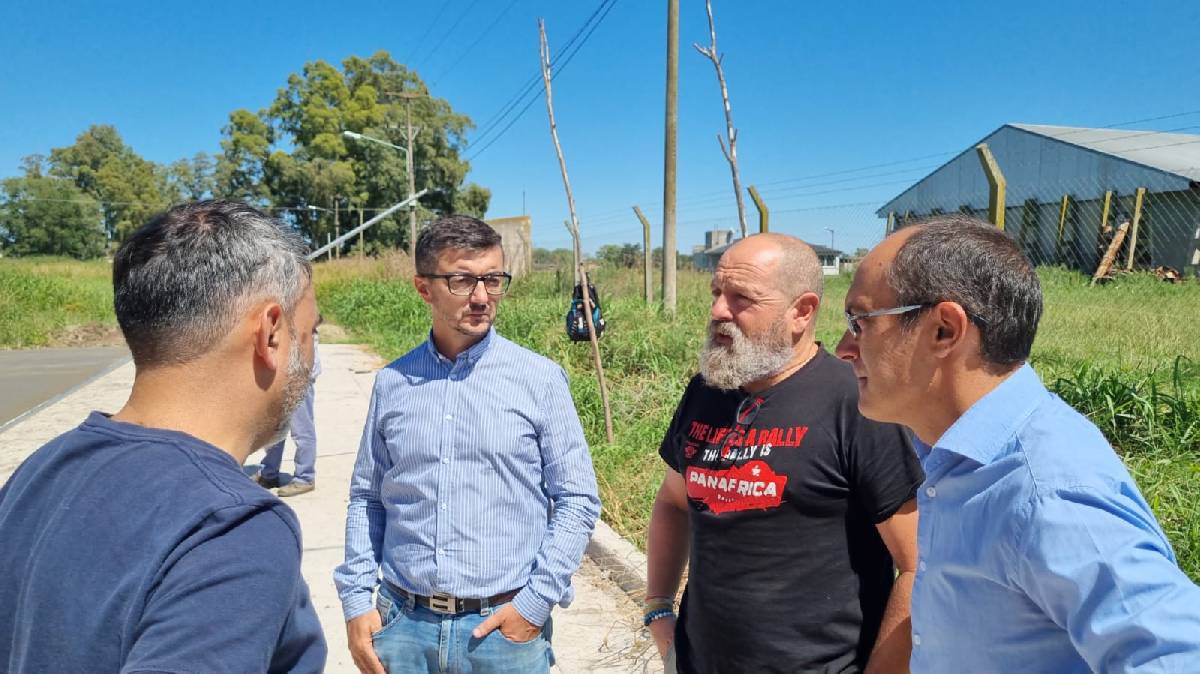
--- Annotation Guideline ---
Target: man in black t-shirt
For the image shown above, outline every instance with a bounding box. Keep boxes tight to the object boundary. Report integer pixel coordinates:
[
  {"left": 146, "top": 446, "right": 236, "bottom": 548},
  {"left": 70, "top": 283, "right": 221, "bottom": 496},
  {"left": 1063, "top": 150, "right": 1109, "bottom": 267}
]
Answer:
[{"left": 646, "top": 233, "right": 923, "bottom": 674}]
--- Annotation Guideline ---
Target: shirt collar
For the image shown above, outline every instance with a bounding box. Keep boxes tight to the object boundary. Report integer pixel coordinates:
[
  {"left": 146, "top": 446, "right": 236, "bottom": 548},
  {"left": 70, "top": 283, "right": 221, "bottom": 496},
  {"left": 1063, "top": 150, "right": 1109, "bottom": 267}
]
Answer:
[
  {"left": 423, "top": 327, "right": 496, "bottom": 365},
  {"left": 933, "top": 363, "right": 1047, "bottom": 465}
]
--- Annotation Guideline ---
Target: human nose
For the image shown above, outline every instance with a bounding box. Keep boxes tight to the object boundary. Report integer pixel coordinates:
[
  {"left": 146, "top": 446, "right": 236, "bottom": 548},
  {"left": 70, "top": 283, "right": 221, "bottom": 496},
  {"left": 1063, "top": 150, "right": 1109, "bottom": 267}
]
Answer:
[
  {"left": 834, "top": 329, "right": 858, "bottom": 363},
  {"left": 710, "top": 293, "right": 732, "bottom": 322},
  {"left": 469, "top": 279, "right": 490, "bottom": 304}
]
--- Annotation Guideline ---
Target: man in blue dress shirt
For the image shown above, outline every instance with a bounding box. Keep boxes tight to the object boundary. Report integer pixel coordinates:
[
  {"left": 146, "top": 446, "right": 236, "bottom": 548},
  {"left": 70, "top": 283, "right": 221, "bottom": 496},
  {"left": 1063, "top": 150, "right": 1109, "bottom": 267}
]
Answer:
[
  {"left": 837, "top": 214, "right": 1200, "bottom": 673},
  {"left": 334, "top": 215, "right": 601, "bottom": 674}
]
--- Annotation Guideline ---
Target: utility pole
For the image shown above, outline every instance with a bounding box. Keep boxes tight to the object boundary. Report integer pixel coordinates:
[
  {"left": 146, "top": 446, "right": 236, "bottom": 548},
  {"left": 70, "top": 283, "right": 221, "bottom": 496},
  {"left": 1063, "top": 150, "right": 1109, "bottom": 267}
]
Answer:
[
  {"left": 406, "top": 100, "right": 418, "bottom": 255},
  {"left": 333, "top": 198, "right": 340, "bottom": 259},
  {"left": 663, "top": 0, "right": 679, "bottom": 314}
]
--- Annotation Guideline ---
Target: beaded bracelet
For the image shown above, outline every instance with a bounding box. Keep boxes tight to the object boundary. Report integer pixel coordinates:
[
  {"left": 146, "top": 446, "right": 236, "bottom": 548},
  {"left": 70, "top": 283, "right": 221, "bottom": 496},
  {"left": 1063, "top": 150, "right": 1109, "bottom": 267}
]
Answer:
[{"left": 643, "top": 608, "right": 676, "bottom": 626}]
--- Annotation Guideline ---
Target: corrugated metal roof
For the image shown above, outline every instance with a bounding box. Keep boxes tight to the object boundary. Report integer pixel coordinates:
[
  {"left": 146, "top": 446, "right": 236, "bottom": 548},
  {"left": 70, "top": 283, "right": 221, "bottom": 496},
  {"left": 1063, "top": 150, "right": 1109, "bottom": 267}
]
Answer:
[{"left": 1011, "top": 124, "right": 1200, "bottom": 181}]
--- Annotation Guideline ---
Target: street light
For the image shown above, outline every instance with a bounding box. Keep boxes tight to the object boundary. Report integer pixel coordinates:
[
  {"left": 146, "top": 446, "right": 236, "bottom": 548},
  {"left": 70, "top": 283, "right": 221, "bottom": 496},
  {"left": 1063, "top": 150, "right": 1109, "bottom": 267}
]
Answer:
[
  {"left": 824, "top": 227, "right": 835, "bottom": 251},
  {"left": 343, "top": 129, "right": 419, "bottom": 254},
  {"left": 342, "top": 130, "right": 409, "bottom": 158}
]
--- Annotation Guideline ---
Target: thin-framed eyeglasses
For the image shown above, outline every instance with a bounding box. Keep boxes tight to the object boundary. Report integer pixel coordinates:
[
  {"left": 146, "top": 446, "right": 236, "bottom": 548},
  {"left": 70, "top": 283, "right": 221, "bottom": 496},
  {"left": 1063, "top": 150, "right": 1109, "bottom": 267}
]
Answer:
[
  {"left": 421, "top": 273, "right": 513, "bottom": 296},
  {"left": 716, "top": 395, "right": 764, "bottom": 469},
  {"left": 844, "top": 303, "right": 931, "bottom": 337}
]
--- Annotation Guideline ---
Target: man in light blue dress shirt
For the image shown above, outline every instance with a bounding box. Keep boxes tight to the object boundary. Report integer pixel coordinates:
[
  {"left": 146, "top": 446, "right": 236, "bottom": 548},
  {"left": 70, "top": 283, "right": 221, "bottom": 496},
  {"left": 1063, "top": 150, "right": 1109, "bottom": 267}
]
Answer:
[
  {"left": 334, "top": 215, "right": 601, "bottom": 674},
  {"left": 836, "top": 214, "right": 1200, "bottom": 673}
]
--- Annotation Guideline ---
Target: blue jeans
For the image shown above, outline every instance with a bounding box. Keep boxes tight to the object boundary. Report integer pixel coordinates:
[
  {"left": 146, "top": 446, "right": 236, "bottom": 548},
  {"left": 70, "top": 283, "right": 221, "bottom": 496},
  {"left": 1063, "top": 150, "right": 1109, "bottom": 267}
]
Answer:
[
  {"left": 260, "top": 383, "right": 316, "bottom": 483},
  {"left": 372, "top": 584, "right": 553, "bottom": 674}
]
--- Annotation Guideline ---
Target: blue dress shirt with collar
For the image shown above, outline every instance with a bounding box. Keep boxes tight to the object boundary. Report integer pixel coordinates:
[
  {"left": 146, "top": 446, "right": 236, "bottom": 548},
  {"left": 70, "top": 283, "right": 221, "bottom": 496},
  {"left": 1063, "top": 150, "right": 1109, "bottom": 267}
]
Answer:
[
  {"left": 334, "top": 328, "right": 601, "bottom": 627},
  {"left": 910, "top": 364, "right": 1200, "bottom": 673}
]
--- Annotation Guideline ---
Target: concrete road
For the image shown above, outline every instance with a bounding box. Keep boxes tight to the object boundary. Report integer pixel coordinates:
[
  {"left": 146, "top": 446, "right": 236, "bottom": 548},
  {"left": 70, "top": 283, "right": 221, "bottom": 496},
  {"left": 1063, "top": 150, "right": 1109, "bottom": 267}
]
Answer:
[
  {"left": 0, "top": 346, "right": 129, "bottom": 429},
  {"left": 0, "top": 343, "right": 661, "bottom": 673}
]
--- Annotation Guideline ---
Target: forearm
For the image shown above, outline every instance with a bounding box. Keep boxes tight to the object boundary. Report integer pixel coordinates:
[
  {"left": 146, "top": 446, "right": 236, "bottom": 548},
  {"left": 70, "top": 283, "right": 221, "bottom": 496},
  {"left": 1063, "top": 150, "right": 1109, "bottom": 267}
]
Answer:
[
  {"left": 646, "top": 494, "right": 690, "bottom": 601},
  {"left": 865, "top": 570, "right": 913, "bottom": 674},
  {"left": 334, "top": 498, "right": 387, "bottom": 620},
  {"left": 513, "top": 489, "right": 600, "bottom": 626}
]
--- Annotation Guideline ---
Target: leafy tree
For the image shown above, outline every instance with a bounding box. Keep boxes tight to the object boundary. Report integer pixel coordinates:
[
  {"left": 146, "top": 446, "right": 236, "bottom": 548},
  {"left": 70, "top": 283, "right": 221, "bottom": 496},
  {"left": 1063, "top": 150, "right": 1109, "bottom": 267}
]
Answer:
[
  {"left": 167, "top": 152, "right": 216, "bottom": 200},
  {"left": 597, "top": 243, "right": 642, "bottom": 268},
  {"left": 46, "top": 125, "right": 174, "bottom": 243},
  {"left": 217, "top": 50, "right": 489, "bottom": 250},
  {"left": 534, "top": 247, "right": 574, "bottom": 268},
  {"left": 0, "top": 176, "right": 105, "bottom": 258}
]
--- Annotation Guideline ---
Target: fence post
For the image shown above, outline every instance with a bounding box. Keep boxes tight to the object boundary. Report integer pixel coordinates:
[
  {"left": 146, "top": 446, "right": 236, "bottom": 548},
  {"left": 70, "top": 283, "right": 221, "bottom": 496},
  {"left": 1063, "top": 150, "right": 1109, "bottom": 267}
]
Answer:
[
  {"left": 975, "top": 143, "right": 1006, "bottom": 230},
  {"left": 886, "top": 211, "right": 895, "bottom": 236},
  {"left": 1056, "top": 195, "right": 1070, "bottom": 263},
  {"left": 747, "top": 185, "right": 768, "bottom": 233},
  {"left": 633, "top": 206, "right": 653, "bottom": 304},
  {"left": 1125, "top": 187, "right": 1146, "bottom": 271}
]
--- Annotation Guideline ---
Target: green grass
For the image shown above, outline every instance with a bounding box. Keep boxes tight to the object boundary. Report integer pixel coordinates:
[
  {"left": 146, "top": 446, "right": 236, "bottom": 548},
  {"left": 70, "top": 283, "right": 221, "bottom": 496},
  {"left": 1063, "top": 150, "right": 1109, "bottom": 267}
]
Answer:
[
  {"left": 0, "top": 257, "right": 115, "bottom": 348},
  {"left": 5, "top": 255, "right": 1195, "bottom": 579}
]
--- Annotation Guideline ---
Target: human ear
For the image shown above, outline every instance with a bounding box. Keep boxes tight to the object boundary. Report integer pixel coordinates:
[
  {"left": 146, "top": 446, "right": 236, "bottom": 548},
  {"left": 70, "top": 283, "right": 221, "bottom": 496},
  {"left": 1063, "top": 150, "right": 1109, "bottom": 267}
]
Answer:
[{"left": 930, "top": 301, "right": 971, "bottom": 359}]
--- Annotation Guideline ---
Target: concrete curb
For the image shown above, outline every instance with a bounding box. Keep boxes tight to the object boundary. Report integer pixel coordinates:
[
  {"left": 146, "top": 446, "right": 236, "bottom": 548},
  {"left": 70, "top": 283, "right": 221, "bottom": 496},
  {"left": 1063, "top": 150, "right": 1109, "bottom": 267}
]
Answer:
[{"left": 586, "top": 519, "right": 648, "bottom": 601}]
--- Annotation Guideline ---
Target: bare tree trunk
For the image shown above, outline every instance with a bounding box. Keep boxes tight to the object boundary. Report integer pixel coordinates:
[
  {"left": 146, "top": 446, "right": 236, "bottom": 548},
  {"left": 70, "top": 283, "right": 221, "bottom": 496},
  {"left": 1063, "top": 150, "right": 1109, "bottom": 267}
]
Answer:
[
  {"left": 694, "top": 0, "right": 747, "bottom": 238},
  {"left": 540, "top": 19, "right": 614, "bottom": 444}
]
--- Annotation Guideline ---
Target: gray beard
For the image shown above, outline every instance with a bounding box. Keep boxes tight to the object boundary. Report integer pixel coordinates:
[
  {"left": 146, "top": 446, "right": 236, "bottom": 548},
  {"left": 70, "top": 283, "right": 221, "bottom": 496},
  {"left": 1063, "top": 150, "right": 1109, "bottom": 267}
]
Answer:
[
  {"left": 266, "top": 326, "right": 313, "bottom": 446},
  {"left": 699, "top": 316, "right": 794, "bottom": 391}
]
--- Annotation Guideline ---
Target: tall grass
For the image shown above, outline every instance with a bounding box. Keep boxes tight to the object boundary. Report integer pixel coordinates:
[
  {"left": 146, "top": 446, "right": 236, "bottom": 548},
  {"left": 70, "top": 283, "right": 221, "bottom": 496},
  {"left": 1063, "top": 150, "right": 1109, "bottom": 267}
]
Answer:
[
  {"left": 314, "top": 258, "right": 1200, "bottom": 581},
  {"left": 0, "top": 257, "right": 114, "bottom": 348}
]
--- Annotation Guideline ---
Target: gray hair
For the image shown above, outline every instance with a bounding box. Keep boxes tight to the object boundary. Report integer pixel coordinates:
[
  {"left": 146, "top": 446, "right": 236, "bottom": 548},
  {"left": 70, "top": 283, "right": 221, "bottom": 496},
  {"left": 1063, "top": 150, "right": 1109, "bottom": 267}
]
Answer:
[
  {"left": 888, "top": 215, "right": 1042, "bottom": 368},
  {"left": 113, "top": 200, "right": 312, "bottom": 367}
]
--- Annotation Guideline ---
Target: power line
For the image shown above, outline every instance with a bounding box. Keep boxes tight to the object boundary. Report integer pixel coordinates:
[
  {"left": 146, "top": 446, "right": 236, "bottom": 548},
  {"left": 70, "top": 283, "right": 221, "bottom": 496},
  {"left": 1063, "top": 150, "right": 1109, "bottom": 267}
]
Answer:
[
  {"left": 420, "top": 0, "right": 487, "bottom": 74},
  {"left": 430, "top": 0, "right": 520, "bottom": 87},
  {"left": 403, "top": 2, "right": 455, "bottom": 67},
  {"left": 466, "top": 0, "right": 620, "bottom": 161}
]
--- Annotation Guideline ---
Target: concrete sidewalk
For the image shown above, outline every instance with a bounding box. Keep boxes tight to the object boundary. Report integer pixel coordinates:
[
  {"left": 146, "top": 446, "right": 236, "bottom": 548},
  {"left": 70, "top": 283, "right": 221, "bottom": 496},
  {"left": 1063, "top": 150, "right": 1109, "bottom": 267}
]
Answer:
[{"left": 0, "top": 343, "right": 661, "bottom": 673}]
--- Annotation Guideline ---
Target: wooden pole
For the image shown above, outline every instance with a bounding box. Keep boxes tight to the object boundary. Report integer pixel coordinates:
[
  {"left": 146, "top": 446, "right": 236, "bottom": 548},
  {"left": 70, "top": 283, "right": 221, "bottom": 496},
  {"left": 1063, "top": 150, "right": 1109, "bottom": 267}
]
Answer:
[
  {"left": 334, "top": 198, "right": 340, "bottom": 259},
  {"left": 747, "top": 185, "right": 768, "bottom": 233},
  {"left": 540, "top": 20, "right": 614, "bottom": 443},
  {"left": 564, "top": 220, "right": 580, "bottom": 285},
  {"left": 1092, "top": 221, "right": 1130, "bottom": 285},
  {"left": 1125, "top": 187, "right": 1146, "bottom": 271},
  {"left": 1057, "top": 195, "right": 1070, "bottom": 262},
  {"left": 662, "top": 0, "right": 678, "bottom": 315},
  {"left": 633, "top": 206, "right": 653, "bottom": 303},
  {"left": 975, "top": 143, "right": 1007, "bottom": 230},
  {"left": 694, "top": 0, "right": 747, "bottom": 238}
]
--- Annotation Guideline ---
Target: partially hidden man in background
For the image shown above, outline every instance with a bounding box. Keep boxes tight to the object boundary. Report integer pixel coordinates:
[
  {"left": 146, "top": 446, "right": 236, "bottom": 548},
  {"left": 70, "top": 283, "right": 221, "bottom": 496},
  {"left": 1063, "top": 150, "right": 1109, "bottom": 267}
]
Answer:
[
  {"left": 256, "top": 335, "right": 321, "bottom": 497},
  {"left": 838, "top": 215, "right": 1200, "bottom": 673},
  {"left": 335, "top": 215, "right": 601, "bottom": 674},
  {"left": 0, "top": 201, "right": 327, "bottom": 673},
  {"left": 646, "top": 233, "right": 923, "bottom": 674}
]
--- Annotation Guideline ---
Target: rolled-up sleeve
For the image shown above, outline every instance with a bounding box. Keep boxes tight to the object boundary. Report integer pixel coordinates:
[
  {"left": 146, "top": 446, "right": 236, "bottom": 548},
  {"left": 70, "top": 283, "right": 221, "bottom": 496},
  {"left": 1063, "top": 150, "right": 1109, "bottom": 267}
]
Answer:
[
  {"left": 333, "top": 376, "right": 392, "bottom": 621},
  {"left": 511, "top": 366, "right": 601, "bottom": 626}
]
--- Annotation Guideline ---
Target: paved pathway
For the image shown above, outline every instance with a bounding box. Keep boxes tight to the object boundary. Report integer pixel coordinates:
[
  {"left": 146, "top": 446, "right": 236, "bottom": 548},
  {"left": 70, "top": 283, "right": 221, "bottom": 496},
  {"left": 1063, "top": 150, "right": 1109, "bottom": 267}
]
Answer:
[
  {"left": 0, "top": 343, "right": 662, "bottom": 673},
  {"left": 0, "top": 346, "right": 128, "bottom": 428}
]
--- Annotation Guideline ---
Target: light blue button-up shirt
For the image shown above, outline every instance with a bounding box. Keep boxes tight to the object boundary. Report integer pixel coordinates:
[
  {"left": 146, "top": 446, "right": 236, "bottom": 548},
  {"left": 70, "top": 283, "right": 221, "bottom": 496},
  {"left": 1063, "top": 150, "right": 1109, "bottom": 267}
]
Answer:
[
  {"left": 910, "top": 364, "right": 1200, "bottom": 673},
  {"left": 334, "top": 329, "right": 600, "bottom": 626}
]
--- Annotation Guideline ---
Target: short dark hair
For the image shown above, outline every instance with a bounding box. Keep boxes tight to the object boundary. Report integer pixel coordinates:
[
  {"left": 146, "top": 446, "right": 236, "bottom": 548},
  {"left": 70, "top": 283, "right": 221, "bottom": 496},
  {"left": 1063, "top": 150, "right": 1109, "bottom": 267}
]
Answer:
[
  {"left": 415, "top": 215, "right": 502, "bottom": 275},
  {"left": 888, "top": 215, "right": 1042, "bottom": 368},
  {"left": 113, "top": 200, "right": 311, "bottom": 367}
]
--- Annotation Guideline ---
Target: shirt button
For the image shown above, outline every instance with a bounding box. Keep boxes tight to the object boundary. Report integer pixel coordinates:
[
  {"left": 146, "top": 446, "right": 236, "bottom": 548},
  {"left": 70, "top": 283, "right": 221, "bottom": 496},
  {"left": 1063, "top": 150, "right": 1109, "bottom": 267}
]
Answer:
[
  {"left": 440, "top": 503, "right": 447, "bottom": 510},
  {"left": 444, "top": 414, "right": 453, "bottom": 421},
  {"left": 925, "top": 486, "right": 937, "bottom": 498},
  {"left": 441, "top": 457, "right": 450, "bottom": 464},
  {"left": 913, "top": 634, "right": 922, "bottom": 647},
  {"left": 437, "top": 548, "right": 445, "bottom": 555},
  {"left": 919, "top": 561, "right": 927, "bottom": 572}
]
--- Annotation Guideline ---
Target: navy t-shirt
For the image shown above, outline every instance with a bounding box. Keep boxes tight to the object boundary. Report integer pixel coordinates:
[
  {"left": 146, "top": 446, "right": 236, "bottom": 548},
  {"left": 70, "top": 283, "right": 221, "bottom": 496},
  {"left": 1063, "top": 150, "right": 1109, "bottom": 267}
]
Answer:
[{"left": 0, "top": 412, "right": 327, "bottom": 673}]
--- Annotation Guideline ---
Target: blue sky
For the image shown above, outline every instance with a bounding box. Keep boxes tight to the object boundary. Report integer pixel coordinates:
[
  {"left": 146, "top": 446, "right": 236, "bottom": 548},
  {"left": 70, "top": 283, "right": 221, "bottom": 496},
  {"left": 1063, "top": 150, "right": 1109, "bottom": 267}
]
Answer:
[{"left": 1, "top": 0, "right": 1197, "bottom": 254}]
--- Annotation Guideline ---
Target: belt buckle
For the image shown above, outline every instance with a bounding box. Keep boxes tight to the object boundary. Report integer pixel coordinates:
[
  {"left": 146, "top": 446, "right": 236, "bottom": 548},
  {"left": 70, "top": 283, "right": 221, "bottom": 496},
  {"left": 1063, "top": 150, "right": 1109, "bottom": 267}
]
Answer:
[{"left": 428, "top": 592, "right": 456, "bottom": 614}]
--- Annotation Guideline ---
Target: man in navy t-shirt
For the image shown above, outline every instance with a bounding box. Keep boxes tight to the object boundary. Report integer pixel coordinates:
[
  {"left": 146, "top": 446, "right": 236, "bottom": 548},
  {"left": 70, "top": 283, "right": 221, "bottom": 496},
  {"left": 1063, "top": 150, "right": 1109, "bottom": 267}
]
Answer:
[{"left": 0, "top": 201, "right": 327, "bottom": 673}]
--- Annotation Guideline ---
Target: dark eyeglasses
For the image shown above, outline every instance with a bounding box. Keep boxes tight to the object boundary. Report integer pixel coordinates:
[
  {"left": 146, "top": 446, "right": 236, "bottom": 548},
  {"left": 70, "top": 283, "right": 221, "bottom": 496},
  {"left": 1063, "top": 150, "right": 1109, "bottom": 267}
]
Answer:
[
  {"left": 716, "top": 395, "right": 764, "bottom": 469},
  {"left": 421, "top": 273, "right": 512, "bottom": 296}
]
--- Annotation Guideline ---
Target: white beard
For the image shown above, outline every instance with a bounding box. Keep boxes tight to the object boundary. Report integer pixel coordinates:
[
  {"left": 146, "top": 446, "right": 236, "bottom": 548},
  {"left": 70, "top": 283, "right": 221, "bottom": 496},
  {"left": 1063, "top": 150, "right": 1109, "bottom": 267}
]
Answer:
[{"left": 699, "top": 315, "right": 793, "bottom": 391}]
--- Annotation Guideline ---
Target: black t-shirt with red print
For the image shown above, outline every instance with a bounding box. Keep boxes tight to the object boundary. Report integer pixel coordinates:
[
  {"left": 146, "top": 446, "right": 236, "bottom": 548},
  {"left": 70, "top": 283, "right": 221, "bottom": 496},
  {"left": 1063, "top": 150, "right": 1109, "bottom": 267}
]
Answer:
[{"left": 659, "top": 348, "right": 923, "bottom": 674}]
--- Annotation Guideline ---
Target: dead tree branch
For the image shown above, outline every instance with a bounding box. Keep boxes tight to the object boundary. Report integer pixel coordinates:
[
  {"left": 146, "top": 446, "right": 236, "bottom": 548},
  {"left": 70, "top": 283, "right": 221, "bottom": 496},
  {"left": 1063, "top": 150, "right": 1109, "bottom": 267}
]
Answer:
[
  {"left": 540, "top": 19, "right": 614, "bottom": 444},
  {"left": 693, "top": 0, "right": 747, "bottom": 238}
]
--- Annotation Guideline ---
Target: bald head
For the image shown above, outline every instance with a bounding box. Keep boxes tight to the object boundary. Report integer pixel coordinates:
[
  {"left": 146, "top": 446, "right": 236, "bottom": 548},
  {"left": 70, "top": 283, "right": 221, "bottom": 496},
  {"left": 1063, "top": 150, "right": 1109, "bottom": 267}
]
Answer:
[{"left": 719, "top": 233, "right": 824, "bottom": 300}]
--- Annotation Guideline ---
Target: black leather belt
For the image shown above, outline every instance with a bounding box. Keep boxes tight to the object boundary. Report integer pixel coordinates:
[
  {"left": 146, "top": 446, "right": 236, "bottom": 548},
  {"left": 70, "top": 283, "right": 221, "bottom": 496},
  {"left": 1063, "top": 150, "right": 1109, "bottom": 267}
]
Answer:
[{"left": 386, "top": 581, "right": 521, "bottom": 615}]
